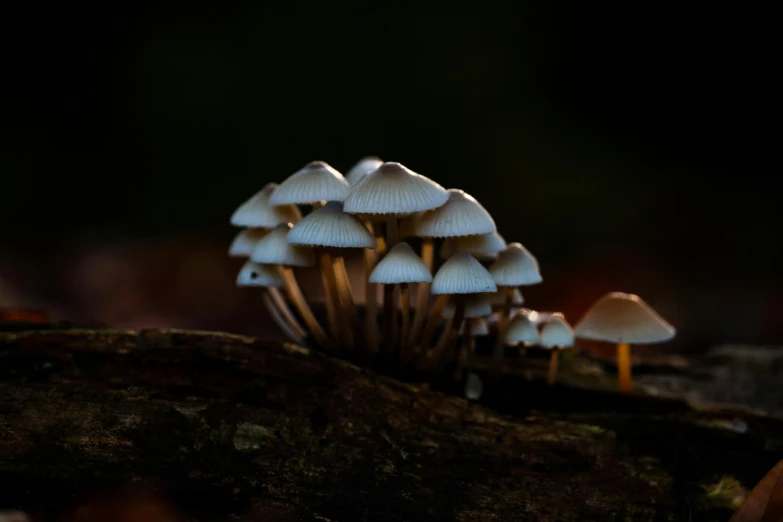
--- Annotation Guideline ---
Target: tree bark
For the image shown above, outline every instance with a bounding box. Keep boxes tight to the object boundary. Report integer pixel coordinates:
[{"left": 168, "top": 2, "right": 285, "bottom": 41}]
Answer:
[{"left": 0, "top": 327, "right": 780, "bottom": 521}]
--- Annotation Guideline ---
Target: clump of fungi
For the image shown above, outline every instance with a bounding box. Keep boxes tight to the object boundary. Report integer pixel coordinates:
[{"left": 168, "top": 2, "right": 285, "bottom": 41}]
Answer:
[{"left": 230, "top": 159, "right": 676, "bottom": 394}]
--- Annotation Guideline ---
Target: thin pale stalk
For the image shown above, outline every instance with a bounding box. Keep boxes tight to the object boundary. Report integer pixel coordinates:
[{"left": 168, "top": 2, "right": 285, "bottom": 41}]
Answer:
[
  {"left": 398, "top": 283, "right": 411, "bottom": 368},
  {"left": 262, "top": 291, "right": 305, "bottom": 345},
  {"left": 280, "top": 266, "right": 330, "bottom": 349},
  {"left": 409, "top": 238, "right": 433, "bottom": 345},
  {"left": 268, "top": 287, "right": 307, "bottom": 338},
  {"left": 490, "top": 287, "right": 515, "bottom": 372},
  {"left": 617, "top": 343, "right": 633, "bottom": 393},
  {"left": 418, "top": 294, "right": 449, "bottom": 356},
  {"left": 431, "top": 295, "right": 466, "bottom": 371},
  {"left": 332, "top": 255, "right": 369, "bottom": 356},
  {"left": 547, "top": 348, "right": 560, "bottom": 385},
  {"left": 319, "top": 251, "right": 350, "bottom": 348}
]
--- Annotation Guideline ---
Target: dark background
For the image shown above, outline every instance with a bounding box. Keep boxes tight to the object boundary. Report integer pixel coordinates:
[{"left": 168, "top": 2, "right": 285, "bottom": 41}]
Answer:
[{"left": 1, "top": 4, "right": 780, "bottom": 351}]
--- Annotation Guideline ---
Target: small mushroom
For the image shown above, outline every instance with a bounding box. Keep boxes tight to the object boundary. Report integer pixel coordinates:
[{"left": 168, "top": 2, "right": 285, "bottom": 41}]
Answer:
[
  {"left": 465, "top": 372, "right": 483, "bottom": 400},
  {"left": 419, "top": 252, "right": 496, "bottom": 371},
  {"left": 410, "top": 189, "right": 497, "bottom": 346},
  {"left": 236, "top": 260, "right": 304, "bottom": 345},
  {"left": 369, "top": 241, "right": 432, "bottom": 366},
  {"left": 288, "top": 201, "right": 376, "bottom": 354},
  {"left": 230, "top": 182, "right": 302, "bottom": 228},
  {"left": 574, "top": 292, "right": 675, "bottom": 394},
  {"left": 488, "top": 243, "right": 543, "bottom": 369},
  {"left": 250, "top": 223, "right": 330, "bottom": 348},
  {"left": 344, "top": 162, "right": 449, "bottom": 356},
  {"left": 539, "top": 315, "right": 574, "bottom": 386}
]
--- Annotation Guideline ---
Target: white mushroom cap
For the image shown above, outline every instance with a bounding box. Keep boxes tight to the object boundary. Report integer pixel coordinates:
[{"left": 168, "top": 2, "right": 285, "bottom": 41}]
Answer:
[
  {"left": 540, "top": 315, "right": 575, "bottom": 348},
  {"left": 230, "top": 183, "right": 302, "bottom": 228},
  {"left": 236, "top": 261, "right": 284, "bottom": 288},
  {"left": 574, "top": 292, "right": 676, "bottom": 344},
  {"left": 465, "top": 373, "right": 483, "bottom": 400},
  {"left": 268, "top": 161, "right": 350, "bottom": 205},
  {"left": 440, "top": 232, "right": 507, "bottom": 261},
  {"left": 442, "top": 294, "right": 492, "bottom": 319},
  {"left": 343, "top": 162, "right": 449, "bottom": 216},
  {"left": 488, "top": 243, "right": 542, "bottom": 286},
  {"left": 415, "top": 189, "right": 496, "bottom": 238},
  {"left": 486, "top": 288, "right": 524, "bottom": 307},
  {"left": 369, "top": 242, "right": 432, "bottom": 284},
  {"left": 459, "top": 318, "right": 490, "bottom": 336},
  {"left": 346, "top": 156, "right": 383, "bottom": 186},
  {"left": 431, "top": 252, "right": 497, "bottom": 295},
  {"left": 287, "top": 201, "right": 376, "bottom": 249},
  {"left": 505, "top": 311, "right": 540, "bottom": 345},
  {"left": 229, "top": 228, "right": 267, "bottom": 258},
  {"left": 250, "top": 223, "right": 316, "bottom": 267}
]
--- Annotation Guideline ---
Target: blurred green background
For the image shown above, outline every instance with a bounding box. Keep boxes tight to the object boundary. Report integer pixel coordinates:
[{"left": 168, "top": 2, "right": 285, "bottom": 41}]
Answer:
[{"left": 1, "top": 3, "right": 780, "bottom": 350}]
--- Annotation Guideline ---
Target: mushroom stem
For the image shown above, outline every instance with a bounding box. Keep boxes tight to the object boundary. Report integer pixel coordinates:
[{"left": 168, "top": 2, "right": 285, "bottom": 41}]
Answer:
[
  {"left": 332, "top": 255, "right": 369, "bottom": 357},
  {"left": 409, "top": 238, "right": 434, "bottom": 345},
  {"left": 363, "top": 221, "right": 379, "bottom": 352},
  {"left": 617, "top": 342, "right": 633, "bottom": 393},
  {"left": 382, "top": 217, "right": 399, "bottom": 360},
  {"left": 433, "top": 295, "right": 466, "bottom": 370},
  {"left": 280, "top": 266, "right": 330, "bottom": 349},
  {"left": 418, "top": 294, "right": 449, "bottom": 356},
  {"left": 318, "top": 252, "right": 346, "bottom": 342},
  {"left": 490, "top": 287, "right": 515, "bottom": 372},
  {"left": 262, "top": 291, "right": 305, "bottom": 345},
  {"left": 547, "top": 348, "right": 560, "bottom": 385},
  {"left": 453, "top": 326, "right": 476, "bottom": 381},
  {"left": 267, "top": 287, "right": 307, "bottom": 339},
  {"left": 398, "top": 283, "right": 411, "bottom": 368}
]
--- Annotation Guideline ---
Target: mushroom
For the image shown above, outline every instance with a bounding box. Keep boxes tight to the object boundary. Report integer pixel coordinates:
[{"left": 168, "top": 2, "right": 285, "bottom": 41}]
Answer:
[
  {"left": 345, "top": 156, "right": 383, "bottom": 187},
  {"left": 504, "top": 310, "right": 540, "bottom": 348},
  {"left": 236, "top": 260, "right": 305, "bottom": 345},
  {"left": 465, "top": 372, "right": 483, "bottom": 400},
  {"left": 410, "top": 189, "right": 497, "bottom": 346},
  {"left": 488, "top": 243, "right": 542, "bottom": 369},
  {"left": 439, "top": 231, "right": 507, "bottom": 263},
  {"left": 250, "top": 223, "right": 330, "bottom": 348},
  {"left": 230, "top": 182, "right": 302, "bottom": 228},
  {"left": 539, "top": 314, "right": 574, "bottom": 386},
  {"left": 419, "top": 252, "right": 496, "bottom": 371},
  {"left": 228, "top": 228, "right": 267, "bottom": 258},
  {"left": 287, "top": 201, "right": 376, "bottom": 354},
  {"left": 369, "top": 241, "right": 432, "bottom": 366},
  {"left": 268, "top": 161, "right": 351, "bottom": 341},
  {"left": 343, "top": 162, "right": 449, "bottom": 356},
  {"left": 574, "top": 292, "right": 675, "bottom": 393}
]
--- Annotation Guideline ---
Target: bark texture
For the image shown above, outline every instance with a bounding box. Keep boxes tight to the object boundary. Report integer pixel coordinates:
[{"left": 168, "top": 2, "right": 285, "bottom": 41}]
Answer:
[{"left": 0, "top": 326, "right": 781, "bottom": 521}]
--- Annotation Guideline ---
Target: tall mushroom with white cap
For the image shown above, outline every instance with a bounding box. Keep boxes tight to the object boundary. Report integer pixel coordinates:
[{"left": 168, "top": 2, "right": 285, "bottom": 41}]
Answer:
[
  {"left": 539, "top": 315, "right": 574, "bottom": 385},
  {"left": 369, "top": 241, "right": 432, "bottom": 365},
  {"left": 250, "top": 223, "right": 330, "bottom": 348},
  {"left": 488, "top": 242, "right": 543, "bottom": 369},
  {"left": 231, "top": 182, "right": 302, "bottom": 228},
  {"left": 410, "top": 189, "right": 497, "bottom": 346},
  {"left": 288, "top": 201, "right": 376, "bottom": 354},
  {"left": 418, "top": 252, "right": 496, "bottom": 370},
  {"left": 345, "top": 156, "right": 383, "bottom": 187},
  {"left": 574, "top": 292, "right": 675, "bottom": 394},
  {"left": 236, "top": 260, "right": 305, "bottom": 345},
  {"left": 268, "top": 161, "right": 351, "bottom": 341},
  {"left": 343, "top": 162, "right": 449, "bottom": 356}
]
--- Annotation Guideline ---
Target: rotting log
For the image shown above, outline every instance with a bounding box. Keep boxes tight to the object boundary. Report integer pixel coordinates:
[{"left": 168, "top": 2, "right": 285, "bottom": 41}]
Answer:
[{"left": 0, "top": 327, "right": 781, "bottom": 521}]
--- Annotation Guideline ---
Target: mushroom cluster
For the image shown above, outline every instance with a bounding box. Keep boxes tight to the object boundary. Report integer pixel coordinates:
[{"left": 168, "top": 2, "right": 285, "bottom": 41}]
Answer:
[{"left": 230, "top": 159, "right": 676, "bottom": 392}]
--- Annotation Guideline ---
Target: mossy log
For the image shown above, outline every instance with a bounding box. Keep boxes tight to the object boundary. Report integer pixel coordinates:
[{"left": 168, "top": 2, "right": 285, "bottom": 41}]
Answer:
[{"left": 0, "top": 327, "right": 781, "bottom": 521}]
